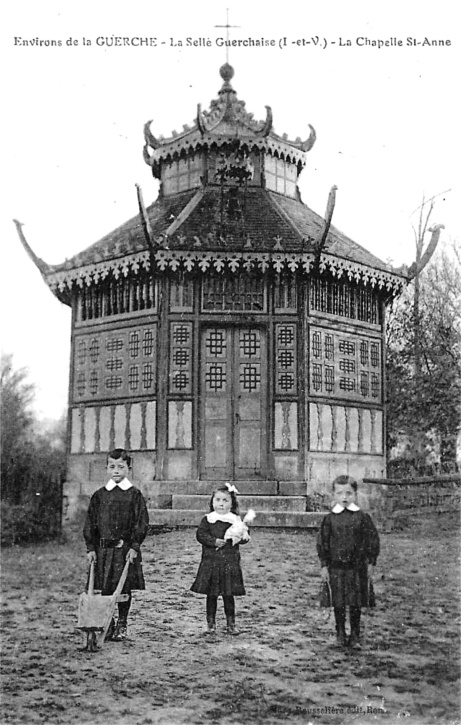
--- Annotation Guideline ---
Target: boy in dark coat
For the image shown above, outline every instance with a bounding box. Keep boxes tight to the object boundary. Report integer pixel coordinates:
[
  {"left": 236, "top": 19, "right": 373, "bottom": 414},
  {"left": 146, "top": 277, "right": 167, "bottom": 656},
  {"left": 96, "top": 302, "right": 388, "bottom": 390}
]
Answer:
[
  {"left": 317, "top": 475, "right": 380, "bottom": 649},
  {"left": 83, "top": 448, "right": 149, "bottom": 641}
]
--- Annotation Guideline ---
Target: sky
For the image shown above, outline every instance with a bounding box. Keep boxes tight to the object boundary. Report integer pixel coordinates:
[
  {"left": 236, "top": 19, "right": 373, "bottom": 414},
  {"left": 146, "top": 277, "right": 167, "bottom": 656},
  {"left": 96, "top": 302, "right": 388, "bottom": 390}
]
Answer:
[{"left": 1, "top": 0, "right": 459, "bottom": 420}]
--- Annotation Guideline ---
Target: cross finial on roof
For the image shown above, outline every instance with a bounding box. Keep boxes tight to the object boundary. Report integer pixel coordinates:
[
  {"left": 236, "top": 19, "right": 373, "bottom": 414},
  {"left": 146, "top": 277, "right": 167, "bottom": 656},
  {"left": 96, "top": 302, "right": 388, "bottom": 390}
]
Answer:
[{"left": 215, "top": 8, "right": 240, "bottom": 63}]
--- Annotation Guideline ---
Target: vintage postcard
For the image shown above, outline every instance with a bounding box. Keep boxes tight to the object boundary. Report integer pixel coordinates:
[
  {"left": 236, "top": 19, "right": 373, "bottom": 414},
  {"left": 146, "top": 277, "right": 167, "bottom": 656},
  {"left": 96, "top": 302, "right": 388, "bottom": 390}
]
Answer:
[{"left": 1, "top": 1, "right": 459, "bottom": 723}]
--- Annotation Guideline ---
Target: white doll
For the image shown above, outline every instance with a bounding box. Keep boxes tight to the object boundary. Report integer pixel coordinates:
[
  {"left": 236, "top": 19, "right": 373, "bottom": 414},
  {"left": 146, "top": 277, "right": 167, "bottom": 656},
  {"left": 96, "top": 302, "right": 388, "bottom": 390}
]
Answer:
[{"left": 224, "top": 509, "right": 256, "bottom": 546}]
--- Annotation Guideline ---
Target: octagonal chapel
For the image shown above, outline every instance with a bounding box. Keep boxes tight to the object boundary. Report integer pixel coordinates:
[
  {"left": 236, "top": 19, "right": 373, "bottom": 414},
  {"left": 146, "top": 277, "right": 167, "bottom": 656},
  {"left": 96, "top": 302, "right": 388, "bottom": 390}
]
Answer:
[{"left": 22, "top": 65, "right": 406, "bottom": 524}]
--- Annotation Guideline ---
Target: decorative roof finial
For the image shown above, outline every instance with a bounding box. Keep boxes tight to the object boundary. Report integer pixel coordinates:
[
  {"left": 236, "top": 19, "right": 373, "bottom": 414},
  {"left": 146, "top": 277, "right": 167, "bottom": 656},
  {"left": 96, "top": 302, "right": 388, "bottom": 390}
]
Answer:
[{"left": 220, "top": 62, "right": 234, "bottom": 83}]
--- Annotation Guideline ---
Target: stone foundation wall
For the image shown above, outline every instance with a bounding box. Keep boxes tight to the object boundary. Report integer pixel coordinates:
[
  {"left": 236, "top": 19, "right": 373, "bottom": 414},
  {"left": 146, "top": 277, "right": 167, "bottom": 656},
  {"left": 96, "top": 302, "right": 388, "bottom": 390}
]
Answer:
[
  {"left": 363, "top": 474, "right": 461, "bottom": 528},
  {"left": 305, "top": 452, "right": 386, "bottom": 514}
]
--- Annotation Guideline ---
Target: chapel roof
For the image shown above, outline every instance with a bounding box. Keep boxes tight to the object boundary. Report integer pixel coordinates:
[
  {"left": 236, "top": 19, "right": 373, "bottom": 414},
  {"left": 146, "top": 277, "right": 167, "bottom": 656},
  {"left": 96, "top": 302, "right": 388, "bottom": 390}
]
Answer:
[
  {"left": 143, "top": 63, "right": 316, "bottom": 177},
  {"left": 43, "top": 186, "right": 404, "bottom": 295},
  {"left": 18, "top": 64, "right": 406, "bottom": 298}
]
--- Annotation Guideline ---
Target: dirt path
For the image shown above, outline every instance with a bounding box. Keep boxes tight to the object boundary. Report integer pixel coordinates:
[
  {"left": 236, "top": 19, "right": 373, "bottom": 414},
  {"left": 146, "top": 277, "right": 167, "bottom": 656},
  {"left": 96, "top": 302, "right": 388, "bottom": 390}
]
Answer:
[{"left": 1, "top": 513, "right": 460, "bottom": 725}]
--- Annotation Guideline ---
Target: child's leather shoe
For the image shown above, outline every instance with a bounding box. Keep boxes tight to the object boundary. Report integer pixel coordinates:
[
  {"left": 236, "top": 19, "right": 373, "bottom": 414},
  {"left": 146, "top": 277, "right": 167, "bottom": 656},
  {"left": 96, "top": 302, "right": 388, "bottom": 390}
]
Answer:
[
  {"left": 205, "top": 616, "right": 216, "bottom": 636},
  {"left": 112, "top": 622, "right": 127, "bottom": 641},
  {"left": 226, "top": 617, "right": 240, "bottom": 636},
  {"left": 348, "top": 632, "right": 362, "bottom": 649}
]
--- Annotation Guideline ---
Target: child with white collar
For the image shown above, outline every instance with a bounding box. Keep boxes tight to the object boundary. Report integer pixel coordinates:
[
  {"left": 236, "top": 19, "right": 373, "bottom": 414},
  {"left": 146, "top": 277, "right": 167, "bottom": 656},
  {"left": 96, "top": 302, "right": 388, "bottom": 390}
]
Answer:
[
  {"left": 83, "top": 448, "right": 149, "bottom": 642},
  {"left": 191, "top": 483, "right": 251, "bottom": 636},
  {"left": 317, "top": 475, "right": 380, "bottom": 649}
]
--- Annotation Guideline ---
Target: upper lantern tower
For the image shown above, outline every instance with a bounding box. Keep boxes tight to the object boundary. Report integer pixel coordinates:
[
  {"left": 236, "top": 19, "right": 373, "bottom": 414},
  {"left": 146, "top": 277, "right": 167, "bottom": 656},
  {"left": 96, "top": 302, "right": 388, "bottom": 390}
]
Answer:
[{"left": 142, "top": 64, "right": 316, "bottom": 199}]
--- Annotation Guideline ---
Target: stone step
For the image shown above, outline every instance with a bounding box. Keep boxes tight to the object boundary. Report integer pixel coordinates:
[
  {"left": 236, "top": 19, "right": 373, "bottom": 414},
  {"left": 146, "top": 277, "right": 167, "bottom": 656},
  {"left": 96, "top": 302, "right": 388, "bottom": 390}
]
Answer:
[
  {"left": 171, "top": 494, "right": 307, "bottom": 513},
  {"left": 148, "top": 509, "right": 325, "bottom": 529},
  {"left": 148, "top": 480, "right": 307, "bottom": 496}
]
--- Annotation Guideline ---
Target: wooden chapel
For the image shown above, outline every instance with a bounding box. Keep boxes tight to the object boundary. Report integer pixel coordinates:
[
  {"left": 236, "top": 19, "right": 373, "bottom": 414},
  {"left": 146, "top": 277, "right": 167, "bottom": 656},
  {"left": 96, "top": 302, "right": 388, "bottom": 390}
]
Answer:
[{"left": 19, "top": 64, "right": 408, "bottom": 525}]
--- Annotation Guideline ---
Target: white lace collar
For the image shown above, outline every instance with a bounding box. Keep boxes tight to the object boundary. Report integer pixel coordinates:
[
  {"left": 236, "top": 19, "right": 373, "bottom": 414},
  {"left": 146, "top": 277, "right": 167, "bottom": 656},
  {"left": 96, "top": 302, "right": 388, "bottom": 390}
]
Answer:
[
  {"left": 105, "top": 478, "right": 133, "bottom": 491},
  {"left": 331, "top": 502, "right": 360, "bottom": 514},
  {"left": 206, "top": 512, "right": 240, "bottom": 524}
]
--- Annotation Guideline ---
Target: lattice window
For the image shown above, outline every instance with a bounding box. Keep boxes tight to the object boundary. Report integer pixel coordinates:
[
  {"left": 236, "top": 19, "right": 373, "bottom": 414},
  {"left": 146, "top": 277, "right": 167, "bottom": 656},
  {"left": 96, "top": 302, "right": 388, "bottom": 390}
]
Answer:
[
  {"left": 206, "top": 363, "right": 227, "bottom": 392},
  {"left": 142, "top": 330, "right": 154, "bottom": 356},
  {"left": 312, "top": 331, "right": 322, "bottom": 358},
  {"left": 142, "top": 364, "right": 154, "bottom": 390},
  {"left": 371, "top": 373, "right": 380, "bottom": 398},
  {"left": 240, "top": 330, "right": 260, "bottom": 358},
  {"left": 310, "top": 277, "right": 379, "bottom": 324},
  {"left": 309, "top": 326, "right": 381, "bottom": 403},
  {"left": 105, "top": 376, "right": 123, "bottom": 390},
  {"left": 83, "top": 286, "right": 94, "bottom": 321},
  {"left": 162, "top": 155, "right": 201, "bottom": 195},
  {"left": 339, "top": 340, "right": 355, "bottom": 356},
  {"left": 274, "top": 275, "right": 297, "bottom": 311},
  {"left": 89, "top": 339, "right": 100, "bottom": 364},
  {"left": 325, "top": 334, "right": 334, "bottom": 361},
  {"left": 128, "top": 365, "right": 139, "bottom": 391},
  {"left": 240, "top": 364, "right": 261, "bottom": 392},
  {"left": 172, "top": 371, "right": 189, "bottom": 391},
  {"left": 131, "top": 277, "right": 155, "bottom": 312},
  {"left": 76, "top": 372, "right": 85, "bottom": 396},
  {"left": 170, "top": 322, "right": 193, "bottom": 395},
  {"left": 325, "top": 366, "right": 334, "bottom": 392},
  {"left": 129, "top": 332, "right": 140, "bottom": 358},
  {"left": 360, "top": 371, "right": 369, "bottom": 397},
  {"left": 77, "top": 275, "right": 157, "bottom": 322},
  {"left": 170, "top": 279, "right": 194, "bottom": 311},
  {"left": 106, "top": 278, "right": 130, "bottom": 316},
  {"left": 89, "top": 370, "right": 99, "bottom": 395},
  {"left": 340, "top": 378, "right": 356, "bottom": 392},
  {"left": 264, "top": 155, "right": 297, "bottom": 198},
  {"left": 106, "top": 338, "right": 124, "bottom": 353},
  {"left": 202, "top": 275, "right": 266, "bottom": 313},
  {"left": 338, "top": 284, "right": 352, "bottom": 318},
  {"left": 278, "top": 372, "right": 295, "bottom": 393},
  {"left": 205, "top": 328, "right": 226, "bottom": 356},
  {"left": 275, "top": 324, "right": 297, "bottom": 396},
  {"left": 77, "top": 340, "right": 87, "bottom": 365},
  {"left": 339, "top": 359, "right": 356, "bottom": 374},
  {"left": 173, "top": 325, "right": 191, "bottom": 345},
  {"left": 278, "top": 326, "right": 294, "bottom": 346},
  {"left": 278, "top": 350, "right": 294, "bottom": 369},
  {"left": 371, "top": 343, "right": 380, "bottom": 367},
  {"left": 312, "top": 364, "right": 322, "bottom": 392},
  {"left": 73, "top": 324, "right": 157, "bottom": 402},
  {"left": 173, "top": 349, "right": 189, "bottom": 366},
  {"left": 326, "top": 280, "right": 337, "bottom": 315},
  {"left": 106, "top": 358, "right": 123, "bottom": 372}
]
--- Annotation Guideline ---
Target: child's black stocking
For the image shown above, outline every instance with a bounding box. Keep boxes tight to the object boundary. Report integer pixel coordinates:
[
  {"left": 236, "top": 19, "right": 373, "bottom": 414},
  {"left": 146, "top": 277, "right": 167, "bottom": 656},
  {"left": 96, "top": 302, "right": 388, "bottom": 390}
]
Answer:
[
  {"left": 118, "top": 595, "right": 131, "bottom": 625},
  {"left": 223, "top": 596, "right": 235, "bottom": 619},
  {"left": 334, "top": 607, "right": 346, "bottom": 631},
  {"left": 206, "top": 596, "right": 218, "bottom": 631},
  {"left": 111, "top": 594, "right": 131, "bottom": 641},
  {"left": 350, "top": 607, "right": 361, "bottom": 637},
  {"left": 223, "top": 596, "right": 237, "bottom": 634},
  {"left": 334, "top": 607, "right": 347, "bottom": 644}
]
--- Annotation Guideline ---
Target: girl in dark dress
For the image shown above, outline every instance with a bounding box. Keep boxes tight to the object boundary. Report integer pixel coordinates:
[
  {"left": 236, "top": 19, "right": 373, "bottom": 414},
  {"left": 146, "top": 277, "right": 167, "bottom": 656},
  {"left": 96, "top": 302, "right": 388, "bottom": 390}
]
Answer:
[
  {"left": 83, "top": 449, "right": 149, "bottom": 641},
  {"left": 317, "top": 475, "right": 380, "bottom": 649},
  {"left": 191, "top": 483, "right": 250, "bottom": 636}
]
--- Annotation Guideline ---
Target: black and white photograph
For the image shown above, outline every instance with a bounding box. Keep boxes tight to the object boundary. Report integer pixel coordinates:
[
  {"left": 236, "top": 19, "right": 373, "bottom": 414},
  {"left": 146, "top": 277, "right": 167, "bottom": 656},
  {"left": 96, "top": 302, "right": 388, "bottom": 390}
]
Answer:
[{"left": 1, "top": 1, "right": 460, "bottom": 723}]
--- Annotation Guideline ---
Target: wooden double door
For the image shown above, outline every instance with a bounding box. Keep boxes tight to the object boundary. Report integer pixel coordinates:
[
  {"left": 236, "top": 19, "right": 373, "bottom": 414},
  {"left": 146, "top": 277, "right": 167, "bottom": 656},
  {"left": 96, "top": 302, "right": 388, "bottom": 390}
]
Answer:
[{"left": 199, "top": 325, "right": 268, "bottom": 480}]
